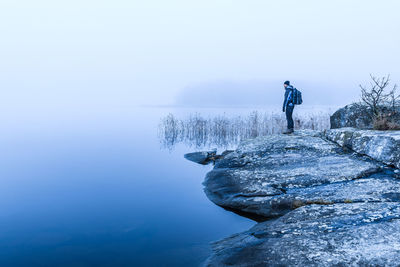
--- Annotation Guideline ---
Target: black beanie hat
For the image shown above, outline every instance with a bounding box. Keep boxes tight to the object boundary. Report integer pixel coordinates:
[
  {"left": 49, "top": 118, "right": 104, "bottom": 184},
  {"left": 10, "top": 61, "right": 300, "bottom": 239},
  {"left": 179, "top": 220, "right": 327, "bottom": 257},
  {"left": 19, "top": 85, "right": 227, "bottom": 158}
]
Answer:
[{"left": 284, "top": 81, "right": 290, "bottom": 85}]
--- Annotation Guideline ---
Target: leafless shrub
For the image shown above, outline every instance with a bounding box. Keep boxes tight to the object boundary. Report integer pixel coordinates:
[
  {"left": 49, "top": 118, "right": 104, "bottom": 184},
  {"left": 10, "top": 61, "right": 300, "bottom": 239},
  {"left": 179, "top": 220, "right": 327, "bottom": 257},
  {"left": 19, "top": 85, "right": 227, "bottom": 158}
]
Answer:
[
  {"left": 373, "top": 114, "right": 400, "bottom": 130},
  {"left": 373, "top": 116, "right": 389, "bottom": 130},
  {"left": 388, "top": 83, "right": 399, "bottom": 111},
  {"left": 360, "top": 74, "right": 399, "bottom": 117},
  {"left": 387, "top": 121, "right": 400, "bottom": 130},
  {"left": 359, "top": 74, "right": 400, "bottom": 130}
]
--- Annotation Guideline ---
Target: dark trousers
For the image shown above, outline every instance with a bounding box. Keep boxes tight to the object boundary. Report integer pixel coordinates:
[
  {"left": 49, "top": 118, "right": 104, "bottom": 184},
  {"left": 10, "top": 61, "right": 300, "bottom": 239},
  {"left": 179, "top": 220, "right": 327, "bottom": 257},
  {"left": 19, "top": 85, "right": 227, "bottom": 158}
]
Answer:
[{"left": 285, "top": 105, "right": 294, "bottom": 129}]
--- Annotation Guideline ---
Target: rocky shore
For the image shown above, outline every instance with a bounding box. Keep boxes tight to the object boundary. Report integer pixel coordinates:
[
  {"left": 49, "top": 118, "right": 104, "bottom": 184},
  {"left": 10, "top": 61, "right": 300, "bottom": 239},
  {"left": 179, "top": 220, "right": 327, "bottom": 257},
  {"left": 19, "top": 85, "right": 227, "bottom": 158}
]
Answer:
[{"left": 186, "top": 128, "right": 400, "bottom": 266}]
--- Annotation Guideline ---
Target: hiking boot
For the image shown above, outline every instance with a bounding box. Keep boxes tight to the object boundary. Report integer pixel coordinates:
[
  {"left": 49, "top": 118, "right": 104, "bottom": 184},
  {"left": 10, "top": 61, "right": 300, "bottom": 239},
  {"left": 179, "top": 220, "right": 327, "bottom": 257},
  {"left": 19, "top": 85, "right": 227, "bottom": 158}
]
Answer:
[{"left": 283, "top": 128, "right": 294, "bottom": 134}]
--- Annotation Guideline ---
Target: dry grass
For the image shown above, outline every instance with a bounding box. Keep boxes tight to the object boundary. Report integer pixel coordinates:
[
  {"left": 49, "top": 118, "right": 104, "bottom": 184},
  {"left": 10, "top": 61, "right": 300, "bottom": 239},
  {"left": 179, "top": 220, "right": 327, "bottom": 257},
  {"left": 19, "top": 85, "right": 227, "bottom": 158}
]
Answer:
[
  {"left": 373, "top": 115, "right": 400, "bottom": 130},
  {"left": 158, "top": 110, "right": 331, "bottom": 149}
]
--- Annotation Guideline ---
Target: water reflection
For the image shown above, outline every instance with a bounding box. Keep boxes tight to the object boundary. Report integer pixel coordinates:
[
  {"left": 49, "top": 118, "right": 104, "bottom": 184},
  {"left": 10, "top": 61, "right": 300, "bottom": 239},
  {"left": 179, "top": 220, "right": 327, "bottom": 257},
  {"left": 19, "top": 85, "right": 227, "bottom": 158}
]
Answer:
[{"left": 158, "top": 111, "right": 330, "bottom": 150}]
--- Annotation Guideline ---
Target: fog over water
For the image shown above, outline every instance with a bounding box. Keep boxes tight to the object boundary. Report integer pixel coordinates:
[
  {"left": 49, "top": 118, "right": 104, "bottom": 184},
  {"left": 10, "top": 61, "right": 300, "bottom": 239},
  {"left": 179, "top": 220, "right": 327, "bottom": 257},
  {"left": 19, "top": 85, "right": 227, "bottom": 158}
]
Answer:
[
  {"left": 1, "top": 0, "right": 399, "bottom": 111},
  {"left": 0, "top": 0, "right": 399, "bottom": 266}
]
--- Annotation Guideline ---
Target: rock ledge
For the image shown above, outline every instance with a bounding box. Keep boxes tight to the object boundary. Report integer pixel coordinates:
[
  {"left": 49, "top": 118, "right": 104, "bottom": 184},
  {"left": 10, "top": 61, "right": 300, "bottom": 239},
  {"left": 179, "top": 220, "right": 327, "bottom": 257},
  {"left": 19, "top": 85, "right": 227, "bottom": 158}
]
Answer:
[{"left": 186, "top": 130, "right": 400, "bottom": 266}]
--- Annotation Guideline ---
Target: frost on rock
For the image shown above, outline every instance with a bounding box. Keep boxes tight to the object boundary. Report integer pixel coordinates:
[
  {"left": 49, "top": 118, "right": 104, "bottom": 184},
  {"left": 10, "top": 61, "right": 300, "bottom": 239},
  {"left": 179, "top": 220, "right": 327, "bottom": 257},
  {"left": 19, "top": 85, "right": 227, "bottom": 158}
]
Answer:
[
  {"left": 206, "top": 203, "right": 400, "bottom": 267},
  {"left": 325, "top": 128, "right": 400, "bottom": 168},
  {"left": 330, "top": 103, "right": 400, "bottom": 130},
  {"left": 186, "top": 130, "right": 400, "bottom": 266},
  {"left": 203, "top": 130, "right": 381, "bottom": 219}
]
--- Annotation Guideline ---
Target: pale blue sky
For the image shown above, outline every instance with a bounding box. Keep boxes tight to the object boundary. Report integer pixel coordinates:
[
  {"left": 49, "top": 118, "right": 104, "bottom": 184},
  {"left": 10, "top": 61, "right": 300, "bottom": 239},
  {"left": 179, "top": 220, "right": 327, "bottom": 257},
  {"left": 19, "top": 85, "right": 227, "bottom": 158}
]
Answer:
[{"left": 0, "top": 0, "right": 399, "bottom": 110}]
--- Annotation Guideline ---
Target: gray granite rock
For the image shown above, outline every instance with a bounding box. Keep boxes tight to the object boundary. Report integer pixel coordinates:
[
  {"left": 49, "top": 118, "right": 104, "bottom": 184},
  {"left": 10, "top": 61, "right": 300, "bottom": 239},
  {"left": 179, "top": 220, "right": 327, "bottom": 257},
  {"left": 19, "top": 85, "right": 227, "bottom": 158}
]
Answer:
[
  {"left": 184, "top": 130, "right": 400, "bottom": 266},
  {"left": 330, "top": 104, "right": 400, "bottom": 129},
  {"left": 203, "top": 131, "right": 381, "bottom": 219},
  {"left": 330, "top": 104, "right": 374, "bottom": 129},
  {"left": 184, "top": 150, "right": 235, "bottom": 165},
  {"left": 184, "top": 150, "right": 217, "bottom": 165},
  {"left": 325, "top": 128, "right": 400, "bottom": 168},
  {"left": 206, "top": 202, "right": 400, "bottom": 266}
]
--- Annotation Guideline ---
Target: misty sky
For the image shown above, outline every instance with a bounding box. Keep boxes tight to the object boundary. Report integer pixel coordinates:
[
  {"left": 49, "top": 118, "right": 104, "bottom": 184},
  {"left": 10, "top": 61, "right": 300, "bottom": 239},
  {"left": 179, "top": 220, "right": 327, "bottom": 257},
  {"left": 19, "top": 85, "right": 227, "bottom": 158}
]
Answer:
[{"left": 1, "top": 0, "right": 399, "bottom": 110}]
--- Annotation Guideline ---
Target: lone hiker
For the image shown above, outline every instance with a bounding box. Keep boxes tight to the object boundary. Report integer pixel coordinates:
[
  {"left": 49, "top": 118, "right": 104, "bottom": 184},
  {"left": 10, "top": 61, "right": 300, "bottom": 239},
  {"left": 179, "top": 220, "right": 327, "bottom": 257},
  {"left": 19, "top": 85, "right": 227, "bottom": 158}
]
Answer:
[{"left": 282, "top": 80, "right": 295, "bottom": 134}]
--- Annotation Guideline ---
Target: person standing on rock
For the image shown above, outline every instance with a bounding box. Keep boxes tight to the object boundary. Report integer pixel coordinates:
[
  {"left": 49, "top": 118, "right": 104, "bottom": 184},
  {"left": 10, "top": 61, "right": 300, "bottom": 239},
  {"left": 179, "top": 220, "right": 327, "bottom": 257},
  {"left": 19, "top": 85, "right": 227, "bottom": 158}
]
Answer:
[{"left": 282, "top": 80, "right": 295, "bottom": 134}]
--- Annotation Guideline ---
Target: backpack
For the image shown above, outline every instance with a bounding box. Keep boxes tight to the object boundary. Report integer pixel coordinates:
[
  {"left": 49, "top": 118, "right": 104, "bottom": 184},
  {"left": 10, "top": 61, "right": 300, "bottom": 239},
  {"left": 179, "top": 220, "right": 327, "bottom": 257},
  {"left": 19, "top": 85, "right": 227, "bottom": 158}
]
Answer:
[{"left": 292, "top": 88, "right": 303, "bottom": 105}]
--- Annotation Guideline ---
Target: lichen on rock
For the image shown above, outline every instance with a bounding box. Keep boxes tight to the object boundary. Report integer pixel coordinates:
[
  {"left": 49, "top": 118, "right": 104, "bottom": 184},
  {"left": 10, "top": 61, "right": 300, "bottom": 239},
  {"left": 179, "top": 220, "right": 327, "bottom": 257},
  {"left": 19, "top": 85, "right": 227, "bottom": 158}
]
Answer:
[
  {"left": 203, "top": 131, "right": 381, "bottom": 219},
  {"left": 185, "top": 129, "right": 400, "bottom": 266},
  {"left": 325, "top": 128, "right": 400, "bottom": 169}
]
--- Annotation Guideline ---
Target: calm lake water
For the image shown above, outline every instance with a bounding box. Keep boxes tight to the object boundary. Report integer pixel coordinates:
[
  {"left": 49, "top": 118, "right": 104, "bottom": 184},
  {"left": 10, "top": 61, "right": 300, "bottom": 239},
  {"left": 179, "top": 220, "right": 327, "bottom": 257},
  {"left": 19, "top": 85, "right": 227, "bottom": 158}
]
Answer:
[
  {"left": 0, "top": 105, "right": 336, "bottom": 266},
  {"left": 0, "top": 106, "right": 257, "bottom": 266}
]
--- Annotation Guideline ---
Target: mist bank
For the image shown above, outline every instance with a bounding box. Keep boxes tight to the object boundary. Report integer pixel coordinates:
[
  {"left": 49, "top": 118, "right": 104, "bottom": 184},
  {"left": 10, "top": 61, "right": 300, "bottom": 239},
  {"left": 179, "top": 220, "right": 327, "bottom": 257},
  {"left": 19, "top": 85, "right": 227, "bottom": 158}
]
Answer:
[{"left": 174, "top": 80, "right": 359, "bottom": 107}]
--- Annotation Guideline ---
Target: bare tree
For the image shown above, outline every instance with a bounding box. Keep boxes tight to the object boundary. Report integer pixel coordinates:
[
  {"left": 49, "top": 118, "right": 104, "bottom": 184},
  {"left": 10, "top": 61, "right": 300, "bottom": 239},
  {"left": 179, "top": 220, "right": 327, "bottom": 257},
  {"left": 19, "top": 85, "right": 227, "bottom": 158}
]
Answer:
[
  {"left": 388, "top": 84, "right": 400, "bottom": 111},
  {"left": 359, "top": 74, "right": 399, "bottom": 117}
]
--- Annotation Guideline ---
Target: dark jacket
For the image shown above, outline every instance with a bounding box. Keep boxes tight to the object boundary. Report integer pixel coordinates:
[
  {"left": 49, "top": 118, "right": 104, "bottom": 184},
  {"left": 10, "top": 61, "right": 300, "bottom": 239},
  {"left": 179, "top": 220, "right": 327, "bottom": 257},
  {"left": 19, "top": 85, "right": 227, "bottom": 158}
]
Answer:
[{"left": 283, "top": 85, "right": 294, "bottom": 111}]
